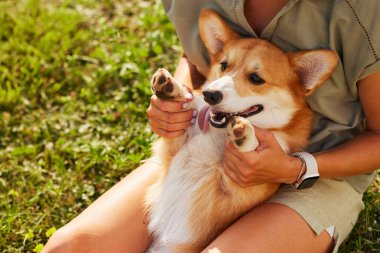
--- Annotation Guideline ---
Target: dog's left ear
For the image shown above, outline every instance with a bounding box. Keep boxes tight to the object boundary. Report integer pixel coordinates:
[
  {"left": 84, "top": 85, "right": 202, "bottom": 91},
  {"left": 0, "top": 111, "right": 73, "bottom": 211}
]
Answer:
[
  {"left": 288, "top": 50, "right": 339, "bottom": 96},
  {"left": 199, "top": 9, "right": 239, "bottom": 58}
]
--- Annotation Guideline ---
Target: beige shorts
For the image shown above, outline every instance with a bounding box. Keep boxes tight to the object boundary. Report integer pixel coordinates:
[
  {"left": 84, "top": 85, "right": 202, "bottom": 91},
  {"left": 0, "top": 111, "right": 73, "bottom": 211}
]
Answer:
[{"left": 268, "top": 179, "right": 365, "bottom": 253}]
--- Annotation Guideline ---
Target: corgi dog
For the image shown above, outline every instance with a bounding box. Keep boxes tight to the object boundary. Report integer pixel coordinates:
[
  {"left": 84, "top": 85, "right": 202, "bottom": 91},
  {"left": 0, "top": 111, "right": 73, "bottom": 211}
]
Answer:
[{"left": 145, "top": 9, "right": 338, "bottom": 253}]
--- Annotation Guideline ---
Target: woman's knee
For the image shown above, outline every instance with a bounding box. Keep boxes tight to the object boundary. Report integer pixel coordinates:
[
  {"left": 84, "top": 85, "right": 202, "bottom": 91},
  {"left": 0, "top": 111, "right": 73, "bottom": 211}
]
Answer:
[
  {"left": 42, "top": 226, "right": 98, "bottom": 253},
  {"left": 42, "top": 161, "right": 160, "bottom": 253}
]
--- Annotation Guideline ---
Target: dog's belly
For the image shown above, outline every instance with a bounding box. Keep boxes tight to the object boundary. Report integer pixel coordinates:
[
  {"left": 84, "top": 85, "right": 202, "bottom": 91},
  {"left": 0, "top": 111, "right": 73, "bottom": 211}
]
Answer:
[
  {"left": 147, "top": 129, "right": 227, "bottom": 252},
  {"left": 147, "top": 127, "right": 278, "bottom": 253},
  {"left": 146, "top": 96, "right": 279, "bottom": 252}
]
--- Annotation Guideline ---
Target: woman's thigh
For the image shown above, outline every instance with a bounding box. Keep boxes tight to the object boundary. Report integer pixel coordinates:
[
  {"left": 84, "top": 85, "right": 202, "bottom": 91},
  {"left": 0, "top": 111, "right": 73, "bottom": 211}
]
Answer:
[
  {"left": 43, "top": 160, "right": 161, "bottom": 253},
  {"left": 202, "top": 203, "right": 334, "bottom": 253}
]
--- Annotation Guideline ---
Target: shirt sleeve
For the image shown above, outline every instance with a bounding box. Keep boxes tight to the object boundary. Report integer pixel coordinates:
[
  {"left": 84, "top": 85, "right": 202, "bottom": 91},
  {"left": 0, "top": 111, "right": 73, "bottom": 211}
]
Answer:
[{"left": 342, "top": 0, "right": 380, "bottom": 80}]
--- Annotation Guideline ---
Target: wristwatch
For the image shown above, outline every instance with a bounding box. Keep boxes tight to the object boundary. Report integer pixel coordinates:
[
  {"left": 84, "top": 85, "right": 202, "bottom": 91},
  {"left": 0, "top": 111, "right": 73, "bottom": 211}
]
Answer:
[{"left": 292, "top": 152, "right": 320, "bottom": 189}]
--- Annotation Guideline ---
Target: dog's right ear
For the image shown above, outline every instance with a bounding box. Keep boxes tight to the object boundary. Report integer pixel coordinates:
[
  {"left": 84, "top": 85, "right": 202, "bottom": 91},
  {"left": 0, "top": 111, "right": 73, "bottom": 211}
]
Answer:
[{"left": 199, "top": 9, "right": 239, "bottom": 58}]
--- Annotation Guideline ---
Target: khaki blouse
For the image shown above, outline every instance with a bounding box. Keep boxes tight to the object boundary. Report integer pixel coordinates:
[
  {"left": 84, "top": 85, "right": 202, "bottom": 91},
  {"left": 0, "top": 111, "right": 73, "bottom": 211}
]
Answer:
[{"left": 161, "top": 0, "right": 380, "bottom": 193}]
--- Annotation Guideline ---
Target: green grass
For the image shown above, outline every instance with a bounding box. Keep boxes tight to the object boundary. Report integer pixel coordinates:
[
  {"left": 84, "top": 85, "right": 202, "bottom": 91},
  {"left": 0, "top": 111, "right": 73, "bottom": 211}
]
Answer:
[
  {"left": 0, "top": 0, "right": 378, "bottom": 252},
  {"left": 340, "top": 178, "right": 380, "bottom": 253}
]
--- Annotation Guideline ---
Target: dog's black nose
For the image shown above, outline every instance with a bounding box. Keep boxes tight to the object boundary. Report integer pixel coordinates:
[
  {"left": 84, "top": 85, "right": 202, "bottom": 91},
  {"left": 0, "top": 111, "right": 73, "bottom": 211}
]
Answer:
[{"left": 203, "top": 90, "right": 223, "bottom": 105}]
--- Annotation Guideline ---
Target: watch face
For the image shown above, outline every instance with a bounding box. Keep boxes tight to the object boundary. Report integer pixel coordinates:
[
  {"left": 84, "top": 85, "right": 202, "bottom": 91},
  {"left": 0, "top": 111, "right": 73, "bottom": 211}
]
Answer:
[{"left": 298, "top": 176, "right": 319, "bottom": 189}]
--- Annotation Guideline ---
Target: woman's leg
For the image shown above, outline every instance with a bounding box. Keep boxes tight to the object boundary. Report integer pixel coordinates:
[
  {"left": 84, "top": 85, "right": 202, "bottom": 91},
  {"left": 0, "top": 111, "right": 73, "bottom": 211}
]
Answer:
[
  {"left": 202, "top": 203, "right": 334, "bottom": 253},
  {"left": 42, "top": 160, "right": 161, "bottom": 253}
]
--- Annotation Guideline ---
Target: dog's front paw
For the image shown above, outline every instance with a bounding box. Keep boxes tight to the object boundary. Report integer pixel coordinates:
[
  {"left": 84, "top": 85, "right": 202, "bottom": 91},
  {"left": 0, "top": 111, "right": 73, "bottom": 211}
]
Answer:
[
  {"left": 227, "top": 116, "right": 259, "bottom": 152},
  {"left": 151, "top": 68, "right": 187, "bottom": 101}
]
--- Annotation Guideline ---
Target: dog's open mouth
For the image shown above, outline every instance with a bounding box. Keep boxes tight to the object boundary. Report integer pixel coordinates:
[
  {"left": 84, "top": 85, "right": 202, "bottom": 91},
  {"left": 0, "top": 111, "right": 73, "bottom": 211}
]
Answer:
[{"left": 209, "top": 105, "right": 264, "bottom": 128}]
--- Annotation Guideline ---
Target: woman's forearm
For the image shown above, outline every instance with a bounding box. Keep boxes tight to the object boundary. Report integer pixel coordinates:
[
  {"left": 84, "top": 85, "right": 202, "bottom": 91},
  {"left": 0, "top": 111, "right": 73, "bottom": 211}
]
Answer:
[
  {"left": 315, "top": 71, "right": 380, "bottom": 178},
  {"left": 315, "top": 131, "right": 380, "bottom": 178},
  {"left": 286, "top": 71, "right": 380, "bottom": 182}
]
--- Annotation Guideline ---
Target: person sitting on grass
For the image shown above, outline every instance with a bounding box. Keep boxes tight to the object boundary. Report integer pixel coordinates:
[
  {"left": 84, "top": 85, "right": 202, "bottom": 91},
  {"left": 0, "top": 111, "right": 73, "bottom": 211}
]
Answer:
[{"left": 43, "top": 0, "right": 380, "bottom": 252}]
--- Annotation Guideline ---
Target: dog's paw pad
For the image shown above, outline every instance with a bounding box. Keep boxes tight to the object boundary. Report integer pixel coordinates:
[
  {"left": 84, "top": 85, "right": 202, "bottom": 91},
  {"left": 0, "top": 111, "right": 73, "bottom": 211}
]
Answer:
[
  {"left": 228, "top": 117, "right": 250, "bottom": 146},
  {"left": 227, "top": 117, "right": 258, "bottom": 152},
  {"left": 151, "top": 68, "right": 185, "bottom": 101}
]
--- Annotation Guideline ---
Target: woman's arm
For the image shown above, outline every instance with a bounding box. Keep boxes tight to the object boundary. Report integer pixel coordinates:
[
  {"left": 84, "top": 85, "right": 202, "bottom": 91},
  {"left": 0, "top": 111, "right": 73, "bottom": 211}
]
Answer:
[
  {"left": 315, "top": 70, "right": 380, "bottom": 178},
  {"left": 222, "top": 70, "right": 380, "bottom": 187}
]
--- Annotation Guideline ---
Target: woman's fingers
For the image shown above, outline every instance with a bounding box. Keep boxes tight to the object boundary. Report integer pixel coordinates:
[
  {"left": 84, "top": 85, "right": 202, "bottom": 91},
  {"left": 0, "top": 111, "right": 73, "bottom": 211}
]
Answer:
[
  {"left": 147, "top": 95, "right": 196, "bottom": 138},
  {"left": 148, "top": 117, "right": 193, "bottom": 133},
  {"left": 150, "top": 95, "right": 191, "bottom": 112},
  {"left": 147, "top": 103, "right": 194, "bottom": 124}
]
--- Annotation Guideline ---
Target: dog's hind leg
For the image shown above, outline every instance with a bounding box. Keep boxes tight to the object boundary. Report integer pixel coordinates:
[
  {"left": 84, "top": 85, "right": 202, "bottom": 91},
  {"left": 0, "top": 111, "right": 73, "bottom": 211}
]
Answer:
[{"left": 227, "top": 116, "right": 259, "bottom": 152}]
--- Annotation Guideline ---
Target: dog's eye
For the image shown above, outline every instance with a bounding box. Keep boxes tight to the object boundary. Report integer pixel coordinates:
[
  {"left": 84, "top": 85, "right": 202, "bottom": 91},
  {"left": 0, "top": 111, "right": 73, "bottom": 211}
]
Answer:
[
  {"left": 220, "top": 61, "right": 228, "bottom": 72},
  {"left": 248, "top": 73, "right": 265, "bottom": 85}
]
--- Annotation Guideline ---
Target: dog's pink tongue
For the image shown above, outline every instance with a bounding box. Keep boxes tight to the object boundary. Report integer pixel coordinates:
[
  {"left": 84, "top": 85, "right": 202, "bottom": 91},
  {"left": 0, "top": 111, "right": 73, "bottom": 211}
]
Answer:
[{"left": 197, "top": 105, "right": 211, "bottom": 134}]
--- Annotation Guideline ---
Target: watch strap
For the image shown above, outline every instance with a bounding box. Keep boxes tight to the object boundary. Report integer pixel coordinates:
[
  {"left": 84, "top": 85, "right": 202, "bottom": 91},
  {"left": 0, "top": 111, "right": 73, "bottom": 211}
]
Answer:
[{"left": 292, "top": 152, "right": 319, "bottom": 189}]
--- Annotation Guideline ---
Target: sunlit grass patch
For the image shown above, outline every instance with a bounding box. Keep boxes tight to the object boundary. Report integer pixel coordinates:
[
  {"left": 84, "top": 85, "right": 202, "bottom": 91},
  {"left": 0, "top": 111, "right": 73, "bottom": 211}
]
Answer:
[{"left": 0, "top": 0, "right": 180, "bottom": 252}]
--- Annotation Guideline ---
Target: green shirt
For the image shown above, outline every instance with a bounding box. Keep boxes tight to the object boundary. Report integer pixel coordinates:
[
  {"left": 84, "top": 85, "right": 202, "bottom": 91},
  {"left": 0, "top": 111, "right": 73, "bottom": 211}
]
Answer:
[{"left": 162, "top": 0, "right": 380, "bottom": 193}]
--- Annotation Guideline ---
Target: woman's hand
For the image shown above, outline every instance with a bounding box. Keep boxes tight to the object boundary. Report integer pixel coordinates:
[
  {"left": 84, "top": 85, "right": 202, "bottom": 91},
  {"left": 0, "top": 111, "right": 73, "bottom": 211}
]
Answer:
[
  {"left": 147, "top": 87, "right": 196, "bottom": 138},
  {"left": 223, "top": 127, "right": 302, "bottom": 187}
]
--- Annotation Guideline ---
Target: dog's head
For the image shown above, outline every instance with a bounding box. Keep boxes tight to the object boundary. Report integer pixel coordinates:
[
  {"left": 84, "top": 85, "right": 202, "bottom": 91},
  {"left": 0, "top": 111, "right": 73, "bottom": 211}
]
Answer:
[{"left": 198, "top": 10, "right": 338, "bottom": 130}]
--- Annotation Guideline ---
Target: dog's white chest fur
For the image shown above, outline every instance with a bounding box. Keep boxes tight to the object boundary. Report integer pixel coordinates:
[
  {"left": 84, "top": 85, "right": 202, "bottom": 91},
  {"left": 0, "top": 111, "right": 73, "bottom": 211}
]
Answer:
[{"left": 146, "top": 98, "right": 228, "bottom": 252}]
